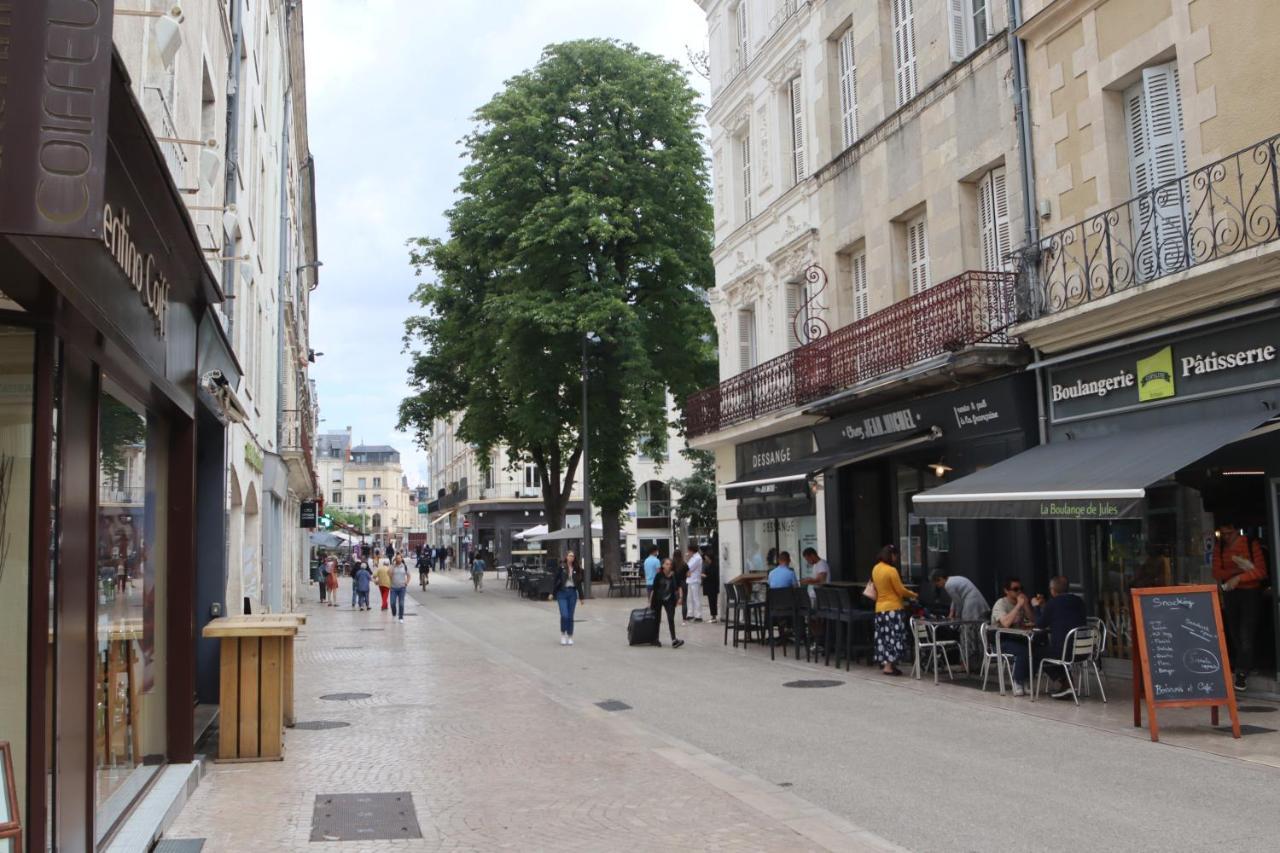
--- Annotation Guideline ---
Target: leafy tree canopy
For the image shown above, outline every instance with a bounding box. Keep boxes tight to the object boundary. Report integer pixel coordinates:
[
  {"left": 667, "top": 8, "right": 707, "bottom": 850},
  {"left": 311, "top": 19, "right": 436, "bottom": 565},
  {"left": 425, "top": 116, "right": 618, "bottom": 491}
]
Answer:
[{"left": 399, "top": 39, "right": 717, "bottom": 547}]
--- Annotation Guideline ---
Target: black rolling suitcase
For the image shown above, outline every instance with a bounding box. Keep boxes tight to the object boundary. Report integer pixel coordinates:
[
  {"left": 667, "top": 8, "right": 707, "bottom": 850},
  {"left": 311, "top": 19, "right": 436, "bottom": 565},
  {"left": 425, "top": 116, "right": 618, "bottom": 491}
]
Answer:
[{"left": 627, "top": 607, "right": 659, "bottom": 646}]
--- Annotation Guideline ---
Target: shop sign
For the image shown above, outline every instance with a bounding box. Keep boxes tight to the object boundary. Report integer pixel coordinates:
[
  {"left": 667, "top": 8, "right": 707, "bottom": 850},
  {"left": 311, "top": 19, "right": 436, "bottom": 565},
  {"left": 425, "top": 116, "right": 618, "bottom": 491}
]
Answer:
[
  {"left": 0, "top": 1, "right": 113, "bottom": 238},
  {"left": 244, "top": 441, "right": 264, "bottom": 473},
  {"left": 734, "top": 428, "right": 813, "bottom": 478},
  {"left": 102, "top": 204, "right": 170, "bottom": 336},
  {"left": 417, "top": 502, "right": 428, "bottom": 514},
  {"left": 814, "top": 374, "right": 1031, "bottom": 452},
  {"left": 1049, "top": 314, "right": 1280, "bottom": 422},
  {"left": 1035, "top": 499, "right": 1135, "bottom": 520},
  {"left": 300, "top": 501, "right": 318, "bottom": 528}
]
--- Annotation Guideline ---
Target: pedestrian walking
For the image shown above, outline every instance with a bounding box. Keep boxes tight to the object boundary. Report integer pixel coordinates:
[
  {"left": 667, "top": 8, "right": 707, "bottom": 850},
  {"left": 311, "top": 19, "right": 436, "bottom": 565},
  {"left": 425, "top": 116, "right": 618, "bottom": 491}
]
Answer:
[
  {"left": 446, "top": 546, "right": 454, "bottom": 570},
  {"left": 650, "top": 558, "right": 684, "bottom": 648},
  {"left": 386, "top": 540, "right": 396, "bottom": 561},
  {"left": 324, "top": 554, "right": 340, "bottom": 607},
  {"left": 389, "top": 554, "right": 410, "bottom": 622},
  {"left": 353, "top": 561, "right": 373, "bottom": 611},
  {"left": 672, "top": 549, "right": 689, "bottom": 622},
  {"left": 374, "top": 550, "right": 392, "bottom": 611},
  {"left": 554, "top": 551, "right": 585, "bottom": 645},
  {"left": 871, "top": 544, "right": 916, "bottom": 676},
  {"left": 350, "top": 556, "right": 366, "bottom": 608},
  {"left": 702, "top": 548, "right": 720, "bottom": 623},
  {"left": 471, "top": 551, "right": 487, "bottom": 592},
  {"left": 684, "top": 544, "right": 704, "bottom": 623}
]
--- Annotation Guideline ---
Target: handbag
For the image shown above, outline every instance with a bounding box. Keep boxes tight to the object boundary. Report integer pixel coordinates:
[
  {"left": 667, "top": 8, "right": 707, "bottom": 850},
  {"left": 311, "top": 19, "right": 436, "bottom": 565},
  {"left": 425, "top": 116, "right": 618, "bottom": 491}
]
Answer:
[{"left": 862, "top": 579, "right": 877, "bottom": 601}]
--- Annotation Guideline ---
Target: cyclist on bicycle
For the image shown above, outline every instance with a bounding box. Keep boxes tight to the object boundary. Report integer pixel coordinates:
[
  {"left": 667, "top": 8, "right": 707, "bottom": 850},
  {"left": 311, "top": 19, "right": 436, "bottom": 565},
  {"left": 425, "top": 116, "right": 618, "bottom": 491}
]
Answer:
[{"left": 418, "top": 552, "right": 430, "bottom": 589}]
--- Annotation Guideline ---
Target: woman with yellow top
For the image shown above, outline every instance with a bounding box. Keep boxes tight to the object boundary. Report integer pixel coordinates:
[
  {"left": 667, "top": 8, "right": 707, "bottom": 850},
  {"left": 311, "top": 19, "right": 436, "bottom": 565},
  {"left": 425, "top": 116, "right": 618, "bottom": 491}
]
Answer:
[{"left": 871, "top": 544, "right": 917, "bottom": 676}]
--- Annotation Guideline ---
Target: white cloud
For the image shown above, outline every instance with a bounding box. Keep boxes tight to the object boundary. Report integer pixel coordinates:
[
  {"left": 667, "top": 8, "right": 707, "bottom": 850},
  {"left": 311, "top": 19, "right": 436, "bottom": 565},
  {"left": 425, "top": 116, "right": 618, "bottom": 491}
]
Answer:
[{"left": 305, "top": 0, "right": 709, "bottom": 487}]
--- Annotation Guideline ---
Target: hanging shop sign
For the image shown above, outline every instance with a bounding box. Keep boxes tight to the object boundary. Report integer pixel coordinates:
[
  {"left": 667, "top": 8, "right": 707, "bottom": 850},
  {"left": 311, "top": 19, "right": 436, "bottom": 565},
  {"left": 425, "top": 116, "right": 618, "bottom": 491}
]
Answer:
[
  {"left": 244, "top": 442, "right": 264, "bottom": 473},
  {"left": 1049, "top": 314, "right": 1280, "bottom": 423},
  {"left": 0, "top": 1, "right": 113, "bottom": 238},
  {"left": 814, "top": 374, "right": 1032, "bottom": 453},
  {"left": 300, "top": 501, "right": 318, "bottom": 528}
]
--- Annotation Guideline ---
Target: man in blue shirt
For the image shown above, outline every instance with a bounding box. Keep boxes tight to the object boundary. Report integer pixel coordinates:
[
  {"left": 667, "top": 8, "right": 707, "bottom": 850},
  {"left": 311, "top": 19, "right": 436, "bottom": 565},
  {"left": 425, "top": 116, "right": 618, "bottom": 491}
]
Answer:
[
  {"left": 643, "top": 545, "right": 662, "bottom": 590},
  {"left": 1033, "top": 575, "right": 1087, "bottom": 699},
  {"left": 767, "top": 551, "right": 799, "bottom": 589}
]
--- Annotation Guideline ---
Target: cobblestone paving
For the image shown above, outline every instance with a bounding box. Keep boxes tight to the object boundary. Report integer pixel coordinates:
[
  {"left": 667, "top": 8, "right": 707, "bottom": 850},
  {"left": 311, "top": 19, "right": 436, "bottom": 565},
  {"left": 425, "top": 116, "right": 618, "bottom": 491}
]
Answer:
[{"left": 166, "top": 574, "right": 897, "bottom": 852}]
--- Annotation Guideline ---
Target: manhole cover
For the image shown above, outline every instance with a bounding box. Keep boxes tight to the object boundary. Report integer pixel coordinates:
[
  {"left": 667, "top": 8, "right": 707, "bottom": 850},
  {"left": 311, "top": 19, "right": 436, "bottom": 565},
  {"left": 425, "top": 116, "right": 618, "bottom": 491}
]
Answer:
[
  {"left": 293, "top": 721, "right": 351, "bottom": 730},
  {"left": 310, "top": 792, "right": 422, "bottom": 841},
  {"left": 154, "top": 841, "right": 206, "bottom": 853},
  {"left": 595, "top": 700, "right": 631, "bottom": 712},
  {"left": 1213, "top": 724, "right": 1277, "bottom": 736},
  {"left": 783, "top": 679, "right": 844, "bottom": 688},
  {"left": 320, "top": 692, "right": 372, "bottom": 701},
  {"left": 1238, "top": 705, "right": 1278, "bottom": 713}
]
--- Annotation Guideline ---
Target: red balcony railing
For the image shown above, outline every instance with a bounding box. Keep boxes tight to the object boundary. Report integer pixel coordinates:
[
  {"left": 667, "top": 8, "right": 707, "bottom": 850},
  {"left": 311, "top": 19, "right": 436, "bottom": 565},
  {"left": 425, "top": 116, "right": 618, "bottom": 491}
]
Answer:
[{"left": 686, "top": 270, "right": 1017, "bottom": 437}]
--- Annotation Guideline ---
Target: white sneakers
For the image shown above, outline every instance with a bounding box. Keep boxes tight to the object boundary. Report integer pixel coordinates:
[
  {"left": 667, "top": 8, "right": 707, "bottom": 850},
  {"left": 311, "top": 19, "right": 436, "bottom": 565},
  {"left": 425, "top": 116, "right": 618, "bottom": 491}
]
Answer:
[
  {"left": 567, "top": 637, "right": 574, "bottom": 645},
  {"left": 1012, "top": 684, "right": 1026, "bottom": 697},
  {"left": 559, "top": 634, "right": 575, "bottom": 646}
]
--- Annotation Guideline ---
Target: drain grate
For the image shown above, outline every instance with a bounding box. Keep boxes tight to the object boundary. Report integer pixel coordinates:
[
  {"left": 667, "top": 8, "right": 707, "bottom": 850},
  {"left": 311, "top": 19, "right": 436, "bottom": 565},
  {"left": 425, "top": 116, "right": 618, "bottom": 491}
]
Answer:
[
  {"left": 320, "top": 692, "right": 372, "bottom": 701},
  {"left": 595, "top": 700, "right": 632, "bottom": 712},
  {"left": 310, "top": 792, "right": 422, "bottom": 842},
  {"left": 783, "top": 679, "right": 844, "bottom": 688},
  {"left": 154, "top": 841, "right": 206, "bottom": 853},
  {"left": 293, "top": 721, "right": 351, "bottom": 730},
  {"left": 1238, "top": 705, "right": 1278, "bottom": 713}
]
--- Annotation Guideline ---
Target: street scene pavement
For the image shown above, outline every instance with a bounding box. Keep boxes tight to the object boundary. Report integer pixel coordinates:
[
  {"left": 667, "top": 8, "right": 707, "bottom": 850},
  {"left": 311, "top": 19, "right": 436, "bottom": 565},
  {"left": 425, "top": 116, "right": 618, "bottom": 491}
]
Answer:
[{"left": 166, "top": 569, "right": 1280, "bottom": 852}]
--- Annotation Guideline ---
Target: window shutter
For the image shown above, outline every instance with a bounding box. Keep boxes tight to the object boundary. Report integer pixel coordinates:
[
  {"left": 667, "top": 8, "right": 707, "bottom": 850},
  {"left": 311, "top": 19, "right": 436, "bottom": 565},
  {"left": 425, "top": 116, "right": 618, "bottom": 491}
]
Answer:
[
  {"left": 1126, "top": 62, "right": 1188, "bottom": 279},
  {"left": 790, "top": 76, "right": 806, "bottom": 183},
  {"left": 948, "top": 0, "right": 968, "bottom": 62},
  {"left": 737, "top": 308, "right": 756, "bottom": 371},
  {"left": 837, "top": 29, "right": 858, "bottom": 149},
  {"left": 907, "top": 216, "right": 930, "bottom": 295},
  {"left": 978, "top": 167, "right": 1011, "bottom": 271},
  {"left": 740, "top": 133, "right": 753, "bottom": 220},
  {"left": 737, "top": 2, "right": 749, "bottom": 65},
  {"left": 892, "top": 0, "right": 918, "bottom": 106},
  {"left": 1141, "top": 63, "right": 1187, "bottom": 190},
  {"left": 785, "top": 283, "right": 803, "bottom": 349},
  {"left": 852, "top": 252, "right": 869, "bottom": 320}
]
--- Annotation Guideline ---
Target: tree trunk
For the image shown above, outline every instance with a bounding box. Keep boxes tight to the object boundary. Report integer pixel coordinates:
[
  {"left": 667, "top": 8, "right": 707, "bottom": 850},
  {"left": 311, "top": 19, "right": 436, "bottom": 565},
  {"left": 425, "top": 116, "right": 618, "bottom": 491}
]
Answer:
[{"left": 601, "top": 510, "right": 622, "bottom": 584}]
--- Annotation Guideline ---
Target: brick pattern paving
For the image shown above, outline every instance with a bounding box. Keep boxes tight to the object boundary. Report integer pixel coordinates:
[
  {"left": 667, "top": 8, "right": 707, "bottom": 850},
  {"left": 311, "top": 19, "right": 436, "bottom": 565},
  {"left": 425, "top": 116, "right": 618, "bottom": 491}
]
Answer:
[{"left": 166, "top": 575, "right": 896, "bottom": 852}]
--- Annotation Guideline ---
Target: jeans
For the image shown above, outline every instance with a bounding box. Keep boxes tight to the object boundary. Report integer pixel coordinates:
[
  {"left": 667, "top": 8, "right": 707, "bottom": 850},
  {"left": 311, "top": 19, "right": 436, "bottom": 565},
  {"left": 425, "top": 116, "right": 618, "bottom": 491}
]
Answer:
[
  {"left": 390, "top": 586, "right": 407, "bottom": 618},
  {"left": 686, "top": 581, "right": 703, "bottom": 620},
  {"left": 556, "top": 587, "right": 578, "bottom": 635},
  {"left": 473, "top": 570, "right": 484, "bottom": 591},
  {"left": 1224, "top": 587, "right": 1263, "bottom": 674},
  {"left": 356, "top": 590, "right": 370, "bottom": 609}
]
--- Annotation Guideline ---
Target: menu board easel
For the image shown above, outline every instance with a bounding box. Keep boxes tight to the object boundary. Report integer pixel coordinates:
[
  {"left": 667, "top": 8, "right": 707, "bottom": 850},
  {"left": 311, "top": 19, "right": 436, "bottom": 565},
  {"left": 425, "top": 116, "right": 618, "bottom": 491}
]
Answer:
[{"left": 1131, "top": 585, "right": 1240, "bottom": 742}]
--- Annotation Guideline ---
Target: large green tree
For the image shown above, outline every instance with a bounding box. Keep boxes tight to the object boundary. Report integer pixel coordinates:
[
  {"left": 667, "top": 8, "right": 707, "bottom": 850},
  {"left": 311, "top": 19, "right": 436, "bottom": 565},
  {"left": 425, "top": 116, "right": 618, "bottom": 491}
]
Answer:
[{"left": 399, "top": 39, "right": 716, "bottom": 581}]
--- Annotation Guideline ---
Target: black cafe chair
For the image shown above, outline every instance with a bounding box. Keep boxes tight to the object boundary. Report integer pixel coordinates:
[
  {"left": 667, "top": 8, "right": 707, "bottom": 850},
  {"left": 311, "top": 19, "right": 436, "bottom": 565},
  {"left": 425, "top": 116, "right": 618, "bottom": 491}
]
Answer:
[{"left": 765, "top": 587, "right": 810, "bottom": 662}]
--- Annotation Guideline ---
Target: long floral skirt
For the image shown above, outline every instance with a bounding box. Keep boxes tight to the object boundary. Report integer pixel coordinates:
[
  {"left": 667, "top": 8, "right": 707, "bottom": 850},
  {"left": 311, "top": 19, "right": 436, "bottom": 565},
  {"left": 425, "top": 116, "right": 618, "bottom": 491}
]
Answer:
[{"left": 874, "top": 609, "right": 908, "bottom": 665}]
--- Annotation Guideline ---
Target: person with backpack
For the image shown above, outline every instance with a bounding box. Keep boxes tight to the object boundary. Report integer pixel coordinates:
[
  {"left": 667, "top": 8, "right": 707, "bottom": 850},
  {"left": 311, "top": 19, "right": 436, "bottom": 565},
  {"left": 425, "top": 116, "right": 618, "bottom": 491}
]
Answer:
[
  {"left": 353, "top": 560, "right": 373, "bottom": 611},
  {"left": 389, "top": 554, "right": 410, "bottom": 622}
]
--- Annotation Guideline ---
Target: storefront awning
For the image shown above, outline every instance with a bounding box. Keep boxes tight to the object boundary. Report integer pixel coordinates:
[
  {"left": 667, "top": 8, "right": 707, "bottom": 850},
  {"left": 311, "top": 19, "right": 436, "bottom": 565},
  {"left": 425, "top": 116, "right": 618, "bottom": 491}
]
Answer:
[
  {"left": 726, "top": 427, "right": 941, "bottom": 501},
  {"left": 912, "top": 410, "right": 1275, "bottom": 520},
  {"left": 429, "top": 511, "right": 452, "bottom": 527}
]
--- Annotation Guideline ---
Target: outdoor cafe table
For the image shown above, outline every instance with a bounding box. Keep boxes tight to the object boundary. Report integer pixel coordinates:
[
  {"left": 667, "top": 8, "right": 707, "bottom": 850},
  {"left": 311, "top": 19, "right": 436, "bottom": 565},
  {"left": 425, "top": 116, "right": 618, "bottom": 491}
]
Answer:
[
  {"left": 202, "top": 614, "right": 304, "bottom": 761},
  {"left": 994, "top": 625, "right": 1044, "bottom": 699},
  {"left": 915, "top": 618, "right": 987, "bottom": 683}
]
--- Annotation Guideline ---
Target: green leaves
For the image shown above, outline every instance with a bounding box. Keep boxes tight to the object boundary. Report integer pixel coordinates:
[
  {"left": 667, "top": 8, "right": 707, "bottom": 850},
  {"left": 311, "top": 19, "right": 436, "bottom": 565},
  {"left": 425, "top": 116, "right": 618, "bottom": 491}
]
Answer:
[{"left": 400, "top": 38, "right": 716, "bottom": 519}]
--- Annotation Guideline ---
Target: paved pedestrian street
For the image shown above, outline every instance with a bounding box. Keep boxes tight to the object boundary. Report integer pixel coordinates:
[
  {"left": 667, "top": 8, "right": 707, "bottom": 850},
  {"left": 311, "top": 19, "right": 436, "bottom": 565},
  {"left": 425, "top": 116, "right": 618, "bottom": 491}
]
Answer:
[{"left": 166, "top": 571, "right": 1280, "bottom": 852}]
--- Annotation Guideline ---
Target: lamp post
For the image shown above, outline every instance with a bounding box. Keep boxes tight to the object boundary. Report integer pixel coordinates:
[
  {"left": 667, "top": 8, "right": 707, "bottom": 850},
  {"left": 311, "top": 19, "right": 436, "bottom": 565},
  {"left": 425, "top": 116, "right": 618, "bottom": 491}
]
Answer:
[{"left": 580, "top": 332, "right": 600, "bottom": 599}]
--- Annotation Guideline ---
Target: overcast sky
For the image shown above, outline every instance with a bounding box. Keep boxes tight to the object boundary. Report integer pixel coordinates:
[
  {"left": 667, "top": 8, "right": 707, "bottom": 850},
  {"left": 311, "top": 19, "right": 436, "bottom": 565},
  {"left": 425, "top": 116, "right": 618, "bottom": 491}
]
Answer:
[{"left": 304, "top": 1, "right": 710, "bottom": 486}]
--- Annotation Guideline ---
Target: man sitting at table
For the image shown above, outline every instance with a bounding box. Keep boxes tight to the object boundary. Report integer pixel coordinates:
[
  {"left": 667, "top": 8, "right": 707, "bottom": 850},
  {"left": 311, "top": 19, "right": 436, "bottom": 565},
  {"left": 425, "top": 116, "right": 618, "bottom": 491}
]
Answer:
[
  {"left": 991, "top": 577, "right": 1038, "bottom": 696},
  {"left": 1032, "top": 575, "right": 1088, "bottom": 699},
  {"left": 768, "top": 551, "right": 799, "bottom": 589}
]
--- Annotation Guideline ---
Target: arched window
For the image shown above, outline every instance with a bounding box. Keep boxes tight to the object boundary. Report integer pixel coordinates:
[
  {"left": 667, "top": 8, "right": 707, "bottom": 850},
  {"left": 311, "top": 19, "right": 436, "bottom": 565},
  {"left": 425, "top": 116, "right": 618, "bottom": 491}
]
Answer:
[
  {"left": 636, "top": 480, "right": 670, "bottom": 519},
  {"left": 371, "top": 513, "right": 382, "bottom": 531}
]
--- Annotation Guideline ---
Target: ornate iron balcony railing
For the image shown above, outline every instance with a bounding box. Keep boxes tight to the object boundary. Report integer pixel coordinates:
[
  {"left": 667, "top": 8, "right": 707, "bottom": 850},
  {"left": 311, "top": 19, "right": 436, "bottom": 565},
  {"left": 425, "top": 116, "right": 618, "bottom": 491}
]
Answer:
[
  {"left": 1027, "top": 133, "right": 1280, "bottom": 319},
  {"left": 686, "top": 270, "right": 1016, "bottom": 437}
]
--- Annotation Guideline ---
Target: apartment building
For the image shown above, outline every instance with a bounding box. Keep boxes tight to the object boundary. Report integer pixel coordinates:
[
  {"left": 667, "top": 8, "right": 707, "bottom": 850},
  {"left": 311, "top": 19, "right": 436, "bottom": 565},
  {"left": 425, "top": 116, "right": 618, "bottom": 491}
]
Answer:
[
  {"left": 318, "top": 429, "right": 415, "bottom": 546},
  {"left": 693, "top": 0, "right": 1038, "bottom": 592},
  {"left": 913, "top": 0, "right": 1280, "bottom": 685},
  {"left": 427, "top": 412, "right": 694, "bottom": 566}
]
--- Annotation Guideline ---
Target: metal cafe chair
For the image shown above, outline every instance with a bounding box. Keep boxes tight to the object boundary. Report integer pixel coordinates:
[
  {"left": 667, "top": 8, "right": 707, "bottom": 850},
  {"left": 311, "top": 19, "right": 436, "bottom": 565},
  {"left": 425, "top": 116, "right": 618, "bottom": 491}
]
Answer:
[
  {"left": 1081, "top": 616, "right": 1108, "bottom": 697},
  {"left": 979, "top": 622, "right": 1014, "bottom": 693},
  {"left": 910, "top": 617, "right": 958, "bottom": 683},
  {"left": 1036, "top": 626, "right": 1107, "bottom": 704}
]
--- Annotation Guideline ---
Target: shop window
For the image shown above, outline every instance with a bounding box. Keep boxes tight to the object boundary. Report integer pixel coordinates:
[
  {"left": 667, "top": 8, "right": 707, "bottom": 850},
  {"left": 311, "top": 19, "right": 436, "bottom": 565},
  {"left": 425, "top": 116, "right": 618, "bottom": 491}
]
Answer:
[
  {"left": 94, "top": 380, "right": 167, "bottom": 838},
  {"left": 741, "top": 515, "right": 818, "bottom": 578},
  {"left": 0, "top": 327, "right": 35, "bottom": 841}
]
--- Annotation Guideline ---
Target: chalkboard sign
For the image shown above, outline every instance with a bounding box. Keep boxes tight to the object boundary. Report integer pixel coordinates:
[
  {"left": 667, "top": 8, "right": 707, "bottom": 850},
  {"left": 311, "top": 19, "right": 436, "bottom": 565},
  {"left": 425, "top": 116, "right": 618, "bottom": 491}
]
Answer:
[{"left": 1131, "top": 585, "right": 1240, "bottom": 741}]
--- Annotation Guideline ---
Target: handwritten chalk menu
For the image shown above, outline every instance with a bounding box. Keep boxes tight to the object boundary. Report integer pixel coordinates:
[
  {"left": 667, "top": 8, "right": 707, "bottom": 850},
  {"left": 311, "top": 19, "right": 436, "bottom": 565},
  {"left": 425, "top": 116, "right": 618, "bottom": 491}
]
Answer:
[{"left": 1131, "top": 586, "right": 1240, "bottom": 742}]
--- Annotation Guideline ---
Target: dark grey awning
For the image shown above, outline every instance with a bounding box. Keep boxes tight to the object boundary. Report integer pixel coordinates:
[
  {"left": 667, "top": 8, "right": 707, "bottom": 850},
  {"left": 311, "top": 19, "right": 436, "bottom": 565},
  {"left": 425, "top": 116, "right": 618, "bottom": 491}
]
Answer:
[
  {"left": 726, "top": 428, "right": 941, "bottom": 501},
  {"left": 912, "top": 410, "right": 1274, "bottom": 520}
]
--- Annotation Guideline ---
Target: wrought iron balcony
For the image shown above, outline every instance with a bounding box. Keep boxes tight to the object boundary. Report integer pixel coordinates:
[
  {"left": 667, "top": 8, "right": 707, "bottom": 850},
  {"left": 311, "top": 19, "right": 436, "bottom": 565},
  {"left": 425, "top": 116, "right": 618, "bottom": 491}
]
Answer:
[
  {"left": 281, "top": 408, "right": 314, "bottom": 458},
  {"left": 1027, "top": 133, "right": 1280, "bottom": 319},
  {"left": 685, "top": 270, "right": 1017, "bottom": 438}
]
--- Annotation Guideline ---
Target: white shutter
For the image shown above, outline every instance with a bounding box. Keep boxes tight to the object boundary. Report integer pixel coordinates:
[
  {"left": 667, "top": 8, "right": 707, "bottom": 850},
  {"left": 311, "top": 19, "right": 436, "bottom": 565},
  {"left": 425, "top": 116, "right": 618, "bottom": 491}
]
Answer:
[
  {"left": 1125, "top": 62, "right": 1187, "bottom": 279},
  {"left": 837, "top": 29, "right": 858, "bottom": 149},
  {"left": 737, "top": 307, "right": 756, "bottom": 371},
  {"left": 737, "top": 2, "right": 749, "bottom": 65},
  {"left": 790, "top": 76, "right": 806, "bottom": 183},
  {"left": 892, "top": 0, "right": 918, "bottom": 106},
  {"left": 948, "top": 0, "right": 968, "bottom": 62},
  {"left": 785, "top": 283, "right": 803, "bottom": 349},
  {"left": 852, "top": 252, "right": 869, "bottom": 320},
  {"left": 740, "top": 133, "right": 753, "bottom": 220},
  {"left": 907, "top": 216, "right": 930, "bottom": 295},
  {"left": 1142, "top": 64, "right": 1187, "bottom": 190},
  {"left": 978, "top": 167, "right": 1011, "bottom": 271}
]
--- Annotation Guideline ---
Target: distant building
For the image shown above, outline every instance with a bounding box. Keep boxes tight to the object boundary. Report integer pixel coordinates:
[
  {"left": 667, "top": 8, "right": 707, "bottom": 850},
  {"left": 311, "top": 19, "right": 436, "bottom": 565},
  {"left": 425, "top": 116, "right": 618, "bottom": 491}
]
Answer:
[{"left": 317, "top": 429, "right": 414, "bottom": 546}]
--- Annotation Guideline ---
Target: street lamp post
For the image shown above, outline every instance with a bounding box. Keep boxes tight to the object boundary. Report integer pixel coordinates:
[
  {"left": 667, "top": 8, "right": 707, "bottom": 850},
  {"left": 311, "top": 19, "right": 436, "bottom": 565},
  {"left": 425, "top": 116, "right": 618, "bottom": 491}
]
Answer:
[{"left": 580, "top": 332, "right": 599, "bottom": 599}]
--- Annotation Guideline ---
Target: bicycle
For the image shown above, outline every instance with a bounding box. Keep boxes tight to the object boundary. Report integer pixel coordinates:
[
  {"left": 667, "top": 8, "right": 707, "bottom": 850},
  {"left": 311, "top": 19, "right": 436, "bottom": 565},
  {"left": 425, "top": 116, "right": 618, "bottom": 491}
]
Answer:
[{"left": 419, "top": 568, "right": 429, "bottom": 590}]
